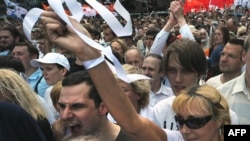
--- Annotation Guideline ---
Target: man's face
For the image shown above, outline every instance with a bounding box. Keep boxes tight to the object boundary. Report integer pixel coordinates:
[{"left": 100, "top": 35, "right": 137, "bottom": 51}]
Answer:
[
  {"left": 0, "top": 30, "right": 15, "bottom": 51},
  {"left": 142, "top": 56, "right": 163, "bottom": 86},
  {"left": 103, "top": 28, "right": 115, "bottom": 42},
  {"left": 166, "top": 54, "right": 199, "bottom": 96},
  {"left": 125, "top": 50, "right": 143, "bottom": 68},
  {"left": 199, "top": 30, "right": 207, "bottom": 40},
  {"left": 12, "top": 46, "right": 36, "bottom": 69},
  {"left": 144, "top": 35, "right": 154, "bottom": 49},
  {"left": 59, "top": 82, "right": 103, "bottom": 137},
  {"left": 219, "top": 43, "right": 244, "bottom": 73},
  {"left": 226, "top": 20, "right": 236, "bottom": 33}
]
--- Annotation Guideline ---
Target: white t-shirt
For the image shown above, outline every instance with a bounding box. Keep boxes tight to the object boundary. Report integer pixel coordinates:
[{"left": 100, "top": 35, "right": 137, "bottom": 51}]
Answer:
[
  {"left": 44, "top": 86, "right": 60, "bottom": 120},
  {"left": 153, "top": 96, "right": 177, "bottom": 130},
  {"left": 206, "top": 74, "right": 222, "bottom": 88}
]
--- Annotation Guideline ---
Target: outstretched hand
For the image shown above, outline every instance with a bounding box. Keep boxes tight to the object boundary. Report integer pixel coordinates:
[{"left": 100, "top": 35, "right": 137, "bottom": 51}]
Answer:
[
  {"left": 41, "top": 8, "right": 101, "bottom": 61},
  {"left": 169, "top": 0, "right": 186, "bottom": 26}
]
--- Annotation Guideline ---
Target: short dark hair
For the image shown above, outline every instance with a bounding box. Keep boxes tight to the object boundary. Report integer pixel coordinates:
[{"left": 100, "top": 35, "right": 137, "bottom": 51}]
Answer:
[
  {"left": 15, "top": 41, "right": 39, "bottom": 58},
  {"left": 228, "top": 38, "right": 244, "bottom": 48},
  {"left": 146, "top": 28, "right": 160, "bottom": 40},
  {"left": 0, "top": 26, "right": 24, "bottom": 51},
  {"left": 0, "top": 26, "right": 23, "bottom": 41},
  {"left": 163, "top": 38, "right": 207, "bottom": 76},
  {"left": 0, "top": 55, "right": 25, "bottom": 73},
  {"left": 62, "top": 71, "right": 102, "bottom": 108}
]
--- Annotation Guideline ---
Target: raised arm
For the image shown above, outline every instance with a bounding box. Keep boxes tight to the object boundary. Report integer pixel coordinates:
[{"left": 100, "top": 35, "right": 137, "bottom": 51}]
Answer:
[
  {"left": 41, "top": 9, "right": 167, "bottom": 141},
  {"left": 150, "top": 0, "right": 194, "bottom": 55},
  {"left": 170, "top": 0, "right": 194, "bottom": 40}
]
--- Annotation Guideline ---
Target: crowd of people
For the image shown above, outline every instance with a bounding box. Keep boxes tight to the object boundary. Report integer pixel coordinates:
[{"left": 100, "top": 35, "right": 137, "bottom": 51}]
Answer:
[{"left": 0, "top": 1, "right": 249, "bottom": 141}]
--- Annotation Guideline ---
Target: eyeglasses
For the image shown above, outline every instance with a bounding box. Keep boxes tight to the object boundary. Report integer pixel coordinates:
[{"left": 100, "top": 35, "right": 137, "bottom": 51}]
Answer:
[{"left": 174, "top": 115, "right": 212, "bottom": 129}]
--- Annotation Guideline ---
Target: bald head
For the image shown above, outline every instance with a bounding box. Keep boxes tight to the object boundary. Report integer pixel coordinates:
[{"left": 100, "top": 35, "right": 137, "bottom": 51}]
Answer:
[{"left": 124, "top": 48, "right": 144, "bottom": 68}]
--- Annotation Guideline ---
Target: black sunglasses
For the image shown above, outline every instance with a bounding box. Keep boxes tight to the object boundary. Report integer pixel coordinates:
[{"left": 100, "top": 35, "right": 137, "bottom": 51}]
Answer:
[{"left": 174, "top": 115, "right": 212, "bottom": 129}]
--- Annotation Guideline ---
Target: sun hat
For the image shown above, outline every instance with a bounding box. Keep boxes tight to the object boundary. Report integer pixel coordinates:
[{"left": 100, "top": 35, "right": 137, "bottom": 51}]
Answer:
[{"left": 30, "top": 52, "right": 70, "bottom": 71}]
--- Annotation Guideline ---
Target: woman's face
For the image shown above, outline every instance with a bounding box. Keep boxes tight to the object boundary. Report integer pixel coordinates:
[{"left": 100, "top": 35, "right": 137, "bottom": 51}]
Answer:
[
  {"left": 176, "top": 102, "right": 221, "bottom": 141},
  {"left": 214, "top": 29, "right": 224, "bottom": 45},
  {"left": 111, "top": 41, "right": 124, "bottom": 57},
  {"left": 118, "top": 80, "right": 139, "bottom": 108},
  {"left": 40, "top": 64, "right": 66, "bottom": 85}
]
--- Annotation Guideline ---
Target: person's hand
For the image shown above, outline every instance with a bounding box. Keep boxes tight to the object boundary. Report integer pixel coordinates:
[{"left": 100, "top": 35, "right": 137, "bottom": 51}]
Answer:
[
  {"left": 41, "top": 8, "right": 101, "bottom": 61},
  {"left": 169, "top": 0, "right": 186, "bottom": 26}
]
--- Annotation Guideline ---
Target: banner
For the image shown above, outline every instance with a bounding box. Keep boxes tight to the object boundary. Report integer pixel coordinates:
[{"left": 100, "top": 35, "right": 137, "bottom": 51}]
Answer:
[{"left": 4, "top": 0, "right": 27, "bottom": 18}]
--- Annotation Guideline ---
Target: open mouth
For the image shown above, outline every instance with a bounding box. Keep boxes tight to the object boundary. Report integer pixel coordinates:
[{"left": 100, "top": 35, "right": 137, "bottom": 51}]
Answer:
[{"left": 68, "top": 124, "right": 81, "bottom": 136}]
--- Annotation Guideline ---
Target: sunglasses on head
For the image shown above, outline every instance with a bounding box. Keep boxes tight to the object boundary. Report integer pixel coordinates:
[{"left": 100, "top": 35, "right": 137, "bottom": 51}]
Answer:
[{"left": 174, "top": 115, "right": 212, "bottom": 129}]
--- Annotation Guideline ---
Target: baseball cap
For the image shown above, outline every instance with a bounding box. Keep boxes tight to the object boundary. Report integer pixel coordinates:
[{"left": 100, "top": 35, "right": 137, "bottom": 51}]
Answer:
[{"left": 30, "top": 52, "right": 70, "bottom": 71}]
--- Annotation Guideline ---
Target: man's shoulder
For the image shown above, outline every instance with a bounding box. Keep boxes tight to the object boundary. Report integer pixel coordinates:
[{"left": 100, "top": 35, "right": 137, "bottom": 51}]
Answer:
[{"left": 217, "top": 76, "right": 239, "bottom": 93}]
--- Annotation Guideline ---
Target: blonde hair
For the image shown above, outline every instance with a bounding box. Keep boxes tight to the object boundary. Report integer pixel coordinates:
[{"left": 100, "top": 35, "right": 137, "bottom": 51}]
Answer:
[
  {"left": 111, "top": 38, "right": 128, "bottom": 55},
  {"left": 50, "top": 81, "right": 62, "bottom": 111},
  {"left": 173, "top": 85, "right": 231, "bottom": 133},
  {"left": 122, "top": 64, "right": 150, "bottom": 109},
  {"left": 0, "top": 69, "right": 47, "bottom": 120}
]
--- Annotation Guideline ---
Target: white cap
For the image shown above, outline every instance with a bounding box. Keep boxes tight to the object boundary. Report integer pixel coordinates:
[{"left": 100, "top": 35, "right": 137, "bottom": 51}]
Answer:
[{"left": 30, "top": 53, "right": 70, "bottom": 71}]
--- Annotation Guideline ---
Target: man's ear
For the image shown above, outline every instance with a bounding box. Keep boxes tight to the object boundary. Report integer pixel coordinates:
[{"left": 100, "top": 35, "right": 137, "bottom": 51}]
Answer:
[
  {"left": 98, "top": 102, "right": 108, "bottom": 115},
  {"left": 242, "top": 50, "right": 247, "bottom": 63}
]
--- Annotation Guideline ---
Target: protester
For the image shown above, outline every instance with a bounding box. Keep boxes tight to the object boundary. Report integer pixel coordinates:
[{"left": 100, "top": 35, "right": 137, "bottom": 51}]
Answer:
[
  {"left": 124, "top": 47, "right": 144, "bottom": 68},
  {"left": 153, "top": 38, "right": 208, "bottom": 130},
  {"left": 40, "top": 1, "right": 232, "bottom": 140},
  {"left": 99, "top": 23, "right": 117, "bottom": 47},
  {"left": 217, "top": 34, "right": 250, "bottom": 124},
  {"left": 0, "top": 26, "right": 23, "bottom": 55},
  {"left": 59, "top": 71, "right": 134, "bottom": 140},
  {"left": 207, "top": 26, "right": 230, "bottom": 80},
  {"left": 30, "top": 52, "right": 70, "bottom": 120},
  {"left": 166, "top": 84, "right": 231, "bottom": 141},
  {"left": 142, "top": 54, "right": 173, "bottom": 107},
  {"left": 144, "top": 28, "right": 160, "bottom": 55},
  {"left": 206, "top": 38, "right": 245, "bottom": 88},
  {"left": 110, "top": 38, "right": 128, "bottom": 64},
  {"left": 108, "top": 64, "right": 153, "bottom": 122},
  {"left": 12, "top": 41, "right": 50, "bottom": 97}
]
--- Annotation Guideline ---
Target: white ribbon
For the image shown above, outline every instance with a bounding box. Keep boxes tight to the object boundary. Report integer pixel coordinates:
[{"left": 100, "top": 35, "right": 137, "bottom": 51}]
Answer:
[
  {"left": 23, "top": 8, "right": 43, "bottom": 42},
  {"left": 22, "top": 0, "right": 136, "bottom": 83},
  {"left": 64, "top": 0, "right": 84, "bottom": 22},
  {"left": 86, "top": 0, "right": 132, "bottom": 37}
]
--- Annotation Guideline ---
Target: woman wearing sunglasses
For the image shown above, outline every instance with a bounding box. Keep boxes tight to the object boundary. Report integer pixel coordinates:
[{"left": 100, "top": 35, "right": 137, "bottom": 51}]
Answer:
[{"left": 164, "top": 84, "right": 231, "bottom": 141}]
